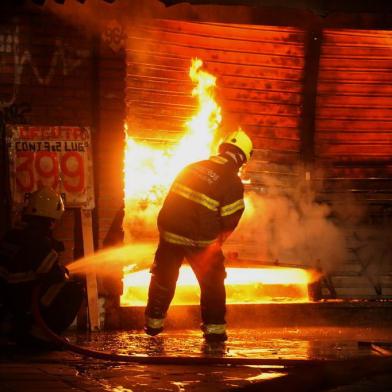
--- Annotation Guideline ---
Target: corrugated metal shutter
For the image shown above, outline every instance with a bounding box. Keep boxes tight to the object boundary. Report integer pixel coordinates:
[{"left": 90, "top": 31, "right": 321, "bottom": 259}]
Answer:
[
  {"left": 125, "top": 19, "right": 305, "bottom": 186},
  {"left": 316, "top": 28, "right": 392, "bottom": 298},
  {"left": 316, "top": 28, "right": 392, "bottom": 204},
  {"left": 125, "top": 20, "right": 392, "bottom": 299}
]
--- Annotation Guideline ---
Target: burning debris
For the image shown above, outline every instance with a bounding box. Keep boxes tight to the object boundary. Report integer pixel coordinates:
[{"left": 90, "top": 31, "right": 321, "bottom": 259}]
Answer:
[{"left": 121, "top": 266, "right": 312, "bottom": 306}]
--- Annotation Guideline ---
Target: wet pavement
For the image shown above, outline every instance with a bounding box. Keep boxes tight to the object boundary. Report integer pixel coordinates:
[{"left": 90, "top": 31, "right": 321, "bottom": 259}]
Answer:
[
  {"left": 1, "top": 327, "right": 392, "bottom": 391},
  {"left": 68, "top": 327, "right": 389, "bottom": 360}
]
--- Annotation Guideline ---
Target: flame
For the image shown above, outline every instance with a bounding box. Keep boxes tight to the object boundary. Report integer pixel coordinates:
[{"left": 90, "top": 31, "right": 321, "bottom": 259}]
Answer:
[
  {"left": 121, "top": 266, "right": 311, "bottom": 306},
  {"left": 124, "top": 59, "right": 220, "bottom": 201},
  {"left": 122, "top": 58, "right": 311, "bottom": 306}
]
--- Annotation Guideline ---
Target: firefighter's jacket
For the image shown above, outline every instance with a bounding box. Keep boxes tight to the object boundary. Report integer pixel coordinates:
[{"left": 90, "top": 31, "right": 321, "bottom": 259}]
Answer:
[
  {"left": 157, "top": 153, "right": 245, "bottom": 247},
  {"left": 0, "top": 223, "right": 68, "bottom": 313}
]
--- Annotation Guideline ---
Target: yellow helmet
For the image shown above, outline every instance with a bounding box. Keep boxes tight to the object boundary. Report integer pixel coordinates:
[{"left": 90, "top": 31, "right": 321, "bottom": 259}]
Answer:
[
  {"left": 220, "top": 129, "right": 253, "bottom": 162},
  {"left": 24, "top": 187, "right": 65, "bottom": 220}
]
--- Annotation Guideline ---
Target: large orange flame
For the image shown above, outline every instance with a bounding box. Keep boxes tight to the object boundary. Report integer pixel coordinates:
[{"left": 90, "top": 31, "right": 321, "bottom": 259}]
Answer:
[{"left": 123, "top": 58, "right": 222, "bottom": 241}]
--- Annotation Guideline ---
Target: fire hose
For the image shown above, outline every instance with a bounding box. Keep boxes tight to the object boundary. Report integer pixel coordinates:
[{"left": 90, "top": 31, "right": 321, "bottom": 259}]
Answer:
[{"left": 30, "top": 285, "right": 335, "bottom": 367}]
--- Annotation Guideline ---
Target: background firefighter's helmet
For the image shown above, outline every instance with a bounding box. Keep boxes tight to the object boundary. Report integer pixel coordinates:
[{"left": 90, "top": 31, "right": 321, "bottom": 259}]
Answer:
[
  {"left": 220, "top": 129, "right": 253, "bottom": 162},
  {"left": 24, "top": 187, "right": 65, "bottom": 220}
]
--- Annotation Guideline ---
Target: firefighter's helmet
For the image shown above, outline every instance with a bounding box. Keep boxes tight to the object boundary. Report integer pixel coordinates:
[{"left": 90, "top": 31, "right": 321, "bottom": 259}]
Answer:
[
  {"left": 24, "top": 187, "right": 65, "bottom": 220},
  {"left": 220, "top": 129, "right": 253, "bottom": 162}
]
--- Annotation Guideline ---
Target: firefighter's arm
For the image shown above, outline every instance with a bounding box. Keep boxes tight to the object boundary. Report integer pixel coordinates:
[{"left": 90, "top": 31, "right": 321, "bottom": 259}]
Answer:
[
  {"left": 219, "top": 179, "right": 245, "bottom": 244},
  {"left": 219, "top": 210, "right": 244, "bottom": 244},
  {"left": 34, "top": 239, "right": 68, "bottom": 282}
]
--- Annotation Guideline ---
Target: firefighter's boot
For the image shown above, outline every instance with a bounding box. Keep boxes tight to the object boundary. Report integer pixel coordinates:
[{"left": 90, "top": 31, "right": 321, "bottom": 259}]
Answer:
[
  {"left": 144, "top": 316, "right": 164, "bottom": 336},
  {"left": 201, "top": 323, "right": 227, "bottom": 342}
]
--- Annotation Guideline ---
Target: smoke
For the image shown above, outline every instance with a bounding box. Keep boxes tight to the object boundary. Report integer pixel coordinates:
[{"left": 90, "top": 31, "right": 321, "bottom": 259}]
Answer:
[{"left": 228, "top": 173, "right": 349, "bottom": 274}]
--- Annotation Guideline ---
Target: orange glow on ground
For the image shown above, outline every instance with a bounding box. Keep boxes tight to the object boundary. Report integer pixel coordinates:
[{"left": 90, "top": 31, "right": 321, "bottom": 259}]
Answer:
[{"left": 121, "top": 266, "right": 311, "bottom": 306}]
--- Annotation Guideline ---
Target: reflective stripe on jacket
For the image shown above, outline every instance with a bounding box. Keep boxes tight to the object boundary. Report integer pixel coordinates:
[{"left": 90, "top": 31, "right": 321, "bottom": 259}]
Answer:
[{"left": 161, "top": 231, "right": 216, "bottom": 247}]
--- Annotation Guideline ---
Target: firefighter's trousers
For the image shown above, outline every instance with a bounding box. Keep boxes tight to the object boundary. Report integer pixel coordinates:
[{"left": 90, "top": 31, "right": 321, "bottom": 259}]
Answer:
[{"left": 145, "top": 239, "right": 226, "bottom": 326}]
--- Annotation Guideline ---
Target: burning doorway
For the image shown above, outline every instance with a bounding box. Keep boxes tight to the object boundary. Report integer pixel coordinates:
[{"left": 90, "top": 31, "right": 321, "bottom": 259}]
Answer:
[{"left": 122, "top": 50, "right": 316, "bottom": 307}]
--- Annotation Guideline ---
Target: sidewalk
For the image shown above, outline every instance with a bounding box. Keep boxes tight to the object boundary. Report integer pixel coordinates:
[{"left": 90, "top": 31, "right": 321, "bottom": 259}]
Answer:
[
  {"left": 1, "top": 327, "right": 392, "bottom": 391},
  {"left": 0, "top": 344, "right": 107, "bottom": 392}
]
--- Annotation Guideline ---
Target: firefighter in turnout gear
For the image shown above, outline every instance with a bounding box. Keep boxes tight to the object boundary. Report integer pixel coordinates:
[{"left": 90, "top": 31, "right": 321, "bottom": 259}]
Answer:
[
  {"left": 0, "top": 187, "right": 83, "bottom": 348},
  {"left": 145, "top": 129, "right": 253, "bottom": 342}
]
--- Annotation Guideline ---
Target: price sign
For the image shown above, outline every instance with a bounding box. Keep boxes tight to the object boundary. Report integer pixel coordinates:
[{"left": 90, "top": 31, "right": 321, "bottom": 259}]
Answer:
[{"left": 7, "top": 125, "right": 95, "bottom": 209}]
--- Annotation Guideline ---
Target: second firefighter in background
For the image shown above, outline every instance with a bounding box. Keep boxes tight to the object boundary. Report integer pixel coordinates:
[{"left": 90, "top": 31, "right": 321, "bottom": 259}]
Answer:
[
  {"left": 0, "top": 187, "right": 83, "bottom": 348},
  {"left": 145, "top": 129, "right": 253, "bottom": 342}
]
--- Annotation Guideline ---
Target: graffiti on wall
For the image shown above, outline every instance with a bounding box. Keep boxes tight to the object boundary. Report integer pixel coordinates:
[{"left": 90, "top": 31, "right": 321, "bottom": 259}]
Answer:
[
  {"left": 102, "top": 19, "right": 126, "bottom": 53},
  {"left": 0, "top": 24, "right": 90, "bottom": 109}
]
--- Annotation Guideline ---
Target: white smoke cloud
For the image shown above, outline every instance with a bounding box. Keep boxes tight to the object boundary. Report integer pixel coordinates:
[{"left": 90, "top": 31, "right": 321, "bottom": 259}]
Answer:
[{"left": 228, "top": 175, "right": 349, "bottom": 274}]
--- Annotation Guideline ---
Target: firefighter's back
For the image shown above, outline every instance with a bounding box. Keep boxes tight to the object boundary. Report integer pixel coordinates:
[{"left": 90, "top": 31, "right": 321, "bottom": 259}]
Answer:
[{"left": 157, "top": 155, "right": 242, "bottom": 243}]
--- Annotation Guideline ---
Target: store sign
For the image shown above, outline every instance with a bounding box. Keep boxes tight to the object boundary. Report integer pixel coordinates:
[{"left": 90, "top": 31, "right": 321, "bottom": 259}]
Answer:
[{"left": 6, "top": 125, "right": 95, "bottom": 209}]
